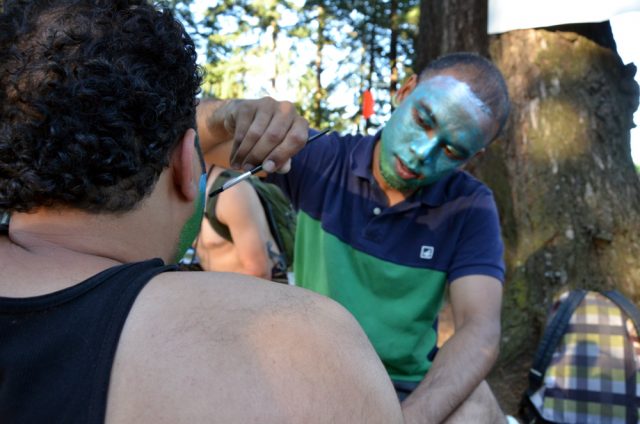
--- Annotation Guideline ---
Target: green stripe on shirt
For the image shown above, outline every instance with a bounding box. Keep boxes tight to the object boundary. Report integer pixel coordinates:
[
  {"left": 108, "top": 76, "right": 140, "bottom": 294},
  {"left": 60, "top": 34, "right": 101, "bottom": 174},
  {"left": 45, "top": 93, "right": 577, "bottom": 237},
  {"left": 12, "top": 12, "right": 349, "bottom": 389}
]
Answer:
[{"left": 294, "top": 211, "right": 448, "bottom": 381}]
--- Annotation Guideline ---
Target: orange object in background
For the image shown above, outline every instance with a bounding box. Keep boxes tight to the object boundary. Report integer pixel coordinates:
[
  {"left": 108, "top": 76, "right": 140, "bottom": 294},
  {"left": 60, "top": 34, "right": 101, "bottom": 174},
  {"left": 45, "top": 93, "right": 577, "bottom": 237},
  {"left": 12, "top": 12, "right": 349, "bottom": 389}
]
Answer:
[{"left": 362, "top": 89, "right": 374, "bottom": 119}]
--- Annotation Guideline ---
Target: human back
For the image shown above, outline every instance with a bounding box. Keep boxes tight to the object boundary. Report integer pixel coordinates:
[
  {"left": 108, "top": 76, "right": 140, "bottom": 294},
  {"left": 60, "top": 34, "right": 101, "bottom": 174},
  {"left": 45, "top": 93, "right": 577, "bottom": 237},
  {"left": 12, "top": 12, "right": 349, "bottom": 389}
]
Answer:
[
  {"left": 195, "top": 165, "right": 283, "bottom": 279},
  {"left": 0, "top": 1, "right": 404, "bottom": 423}
]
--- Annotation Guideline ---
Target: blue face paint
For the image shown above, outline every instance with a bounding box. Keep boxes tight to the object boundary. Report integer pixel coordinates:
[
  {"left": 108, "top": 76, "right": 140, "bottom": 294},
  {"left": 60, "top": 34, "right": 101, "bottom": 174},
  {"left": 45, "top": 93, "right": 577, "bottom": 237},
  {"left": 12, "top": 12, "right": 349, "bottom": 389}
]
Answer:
[
  {"left": 174, "top": 173, "right": 206, "bottom": 263},
  {"left": 379, "top": 75, "right": 494, "bottom": 191},
  {"left": 174, "top": 133, "right": 207, "bottom": 263}
]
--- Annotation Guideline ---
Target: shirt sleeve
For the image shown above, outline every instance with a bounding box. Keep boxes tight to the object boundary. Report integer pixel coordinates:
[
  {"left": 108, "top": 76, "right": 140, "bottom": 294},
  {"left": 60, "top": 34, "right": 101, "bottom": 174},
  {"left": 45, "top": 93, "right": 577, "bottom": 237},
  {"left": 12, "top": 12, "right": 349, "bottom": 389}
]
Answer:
[
  {"left": 265, "top": 130, "right": 344, "bottom": 210},
  {"left": 447, "top": 187, "right": 505, "bottom": 284}
]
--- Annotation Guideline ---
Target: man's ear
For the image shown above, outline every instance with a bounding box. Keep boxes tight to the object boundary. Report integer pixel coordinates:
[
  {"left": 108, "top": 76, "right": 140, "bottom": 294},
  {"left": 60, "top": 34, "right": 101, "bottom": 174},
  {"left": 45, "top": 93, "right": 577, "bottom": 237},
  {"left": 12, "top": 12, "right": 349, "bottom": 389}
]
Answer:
[
  {"left": 171, "top": 129, "right": 198, "bottom": 202},
  {"left": 394, "top": 74, "right": 419, "bottom": 105}
]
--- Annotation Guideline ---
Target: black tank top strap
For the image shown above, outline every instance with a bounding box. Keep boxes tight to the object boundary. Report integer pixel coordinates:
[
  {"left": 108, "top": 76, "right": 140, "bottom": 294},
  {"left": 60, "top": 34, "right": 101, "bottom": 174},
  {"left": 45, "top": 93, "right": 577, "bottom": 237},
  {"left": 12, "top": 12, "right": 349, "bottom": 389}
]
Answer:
[
  {"left": 86, "top": 260, "right": 177, "bottom": 423},
  {"left": 0, "top": 258, "right": 177, "bottom": 423}
]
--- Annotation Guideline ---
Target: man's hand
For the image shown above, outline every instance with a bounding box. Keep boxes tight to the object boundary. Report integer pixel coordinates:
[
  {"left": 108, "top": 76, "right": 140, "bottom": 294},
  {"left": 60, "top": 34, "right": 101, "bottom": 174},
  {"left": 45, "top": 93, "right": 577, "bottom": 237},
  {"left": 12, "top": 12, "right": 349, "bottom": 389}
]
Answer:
[{"left": 198, "top": 97, "right": 309, "bottom": 173}]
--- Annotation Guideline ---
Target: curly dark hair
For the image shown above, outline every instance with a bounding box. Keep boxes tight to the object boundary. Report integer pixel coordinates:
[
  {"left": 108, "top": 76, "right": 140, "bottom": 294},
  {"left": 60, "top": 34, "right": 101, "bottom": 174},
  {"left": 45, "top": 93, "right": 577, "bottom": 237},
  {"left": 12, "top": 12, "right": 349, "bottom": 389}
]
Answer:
[{"left": 0, "top": 0, "right": 202, "bottom": 213}]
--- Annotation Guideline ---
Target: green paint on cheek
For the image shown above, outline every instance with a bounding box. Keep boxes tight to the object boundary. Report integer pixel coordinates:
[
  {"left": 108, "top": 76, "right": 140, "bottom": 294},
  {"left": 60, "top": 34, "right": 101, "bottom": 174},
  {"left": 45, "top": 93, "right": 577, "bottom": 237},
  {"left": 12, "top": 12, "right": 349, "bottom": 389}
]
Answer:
[
  {"left": 379, "top": 154, "right": 405, "bottom": 190},
  {"left": 174, "top": 173, "right": 206, "bottom": 263}
]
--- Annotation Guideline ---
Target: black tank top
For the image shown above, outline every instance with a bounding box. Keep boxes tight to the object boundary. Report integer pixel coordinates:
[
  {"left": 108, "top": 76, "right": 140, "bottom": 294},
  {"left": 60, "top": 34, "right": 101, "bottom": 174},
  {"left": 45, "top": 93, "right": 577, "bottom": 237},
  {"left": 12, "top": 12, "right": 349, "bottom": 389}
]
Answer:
[{"left": 0, "top": 259, "right": 177, "bottom": 423}]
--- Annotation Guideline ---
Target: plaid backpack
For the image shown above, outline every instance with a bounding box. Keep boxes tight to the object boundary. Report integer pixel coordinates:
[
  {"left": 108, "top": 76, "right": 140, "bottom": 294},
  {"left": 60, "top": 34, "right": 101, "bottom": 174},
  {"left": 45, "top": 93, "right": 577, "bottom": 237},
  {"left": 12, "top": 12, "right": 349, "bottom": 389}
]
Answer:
[{"left": 521, "top": 289, "right": 640, "bottom": 424}]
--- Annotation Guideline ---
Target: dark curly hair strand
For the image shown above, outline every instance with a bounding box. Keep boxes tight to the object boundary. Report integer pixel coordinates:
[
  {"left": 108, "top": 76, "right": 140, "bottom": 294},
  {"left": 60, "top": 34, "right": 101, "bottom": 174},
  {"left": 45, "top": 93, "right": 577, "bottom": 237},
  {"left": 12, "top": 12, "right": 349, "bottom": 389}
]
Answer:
[{"left": 0, "top": 0, "right": 202, "bottom": 213}]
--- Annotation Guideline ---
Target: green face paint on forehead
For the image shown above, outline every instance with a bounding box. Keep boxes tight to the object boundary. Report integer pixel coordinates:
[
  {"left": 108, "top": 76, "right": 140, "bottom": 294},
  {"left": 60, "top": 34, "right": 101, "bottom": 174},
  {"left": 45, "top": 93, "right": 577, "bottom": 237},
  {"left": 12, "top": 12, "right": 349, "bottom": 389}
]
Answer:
[{"left": 379, "top": 75, "right": 495, "bottom": 191}]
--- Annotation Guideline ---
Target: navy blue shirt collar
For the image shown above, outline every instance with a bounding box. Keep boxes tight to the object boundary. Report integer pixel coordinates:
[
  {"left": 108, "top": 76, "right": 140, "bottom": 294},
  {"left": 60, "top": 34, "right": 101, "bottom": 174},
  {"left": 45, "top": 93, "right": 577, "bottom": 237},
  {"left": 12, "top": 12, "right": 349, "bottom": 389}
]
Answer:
[{"left": 349, "top": 130, "right": 456, "bottom": 207}]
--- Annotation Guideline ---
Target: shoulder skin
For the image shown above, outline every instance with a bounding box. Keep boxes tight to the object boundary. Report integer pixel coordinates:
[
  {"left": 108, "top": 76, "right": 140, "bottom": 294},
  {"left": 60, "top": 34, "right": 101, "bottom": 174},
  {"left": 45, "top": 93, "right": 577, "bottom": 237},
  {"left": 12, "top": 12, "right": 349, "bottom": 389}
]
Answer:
[{"left": 106, "top": 270, "right": 405, "bottom": 424}]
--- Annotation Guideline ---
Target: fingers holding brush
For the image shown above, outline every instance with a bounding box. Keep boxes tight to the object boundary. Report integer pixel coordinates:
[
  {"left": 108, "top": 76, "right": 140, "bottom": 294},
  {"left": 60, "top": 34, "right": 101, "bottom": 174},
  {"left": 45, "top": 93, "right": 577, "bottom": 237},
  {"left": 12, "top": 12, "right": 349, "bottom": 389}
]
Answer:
[{"left": 228, "top": 98, "right": 309, "bottom": 173}]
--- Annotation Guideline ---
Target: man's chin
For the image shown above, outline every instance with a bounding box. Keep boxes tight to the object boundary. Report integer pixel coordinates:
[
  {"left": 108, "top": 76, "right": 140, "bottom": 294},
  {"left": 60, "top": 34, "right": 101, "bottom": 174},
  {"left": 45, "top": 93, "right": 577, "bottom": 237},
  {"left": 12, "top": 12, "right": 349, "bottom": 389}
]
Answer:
[{"left": 380, "top": 167, "right": 422, "bottom": 192}]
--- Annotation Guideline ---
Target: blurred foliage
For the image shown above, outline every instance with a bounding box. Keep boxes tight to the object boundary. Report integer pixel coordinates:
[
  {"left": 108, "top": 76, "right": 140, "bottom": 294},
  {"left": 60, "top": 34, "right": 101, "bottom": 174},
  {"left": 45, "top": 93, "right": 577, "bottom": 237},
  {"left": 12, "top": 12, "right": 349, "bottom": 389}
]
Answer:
[{"left": 174, "top": 0, "right": 419, "bottom": 132}]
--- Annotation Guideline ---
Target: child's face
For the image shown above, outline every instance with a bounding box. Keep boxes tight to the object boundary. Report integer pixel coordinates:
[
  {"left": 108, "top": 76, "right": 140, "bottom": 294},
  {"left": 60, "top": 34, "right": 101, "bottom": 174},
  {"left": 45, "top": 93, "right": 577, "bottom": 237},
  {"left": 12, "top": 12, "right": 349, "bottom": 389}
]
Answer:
[{"left": 379, "top": 75, "right": 497, "bottom": 191}]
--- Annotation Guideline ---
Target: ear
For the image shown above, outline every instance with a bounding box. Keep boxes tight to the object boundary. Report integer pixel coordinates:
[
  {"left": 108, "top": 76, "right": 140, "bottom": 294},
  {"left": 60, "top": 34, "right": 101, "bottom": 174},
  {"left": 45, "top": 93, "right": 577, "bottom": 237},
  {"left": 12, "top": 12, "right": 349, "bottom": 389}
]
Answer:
[
  {"left": 171, "top": 129, "right": 198, "bottom": 202},
  {"left": 395, "top": 74, "right": 419, "bottom": 105}
]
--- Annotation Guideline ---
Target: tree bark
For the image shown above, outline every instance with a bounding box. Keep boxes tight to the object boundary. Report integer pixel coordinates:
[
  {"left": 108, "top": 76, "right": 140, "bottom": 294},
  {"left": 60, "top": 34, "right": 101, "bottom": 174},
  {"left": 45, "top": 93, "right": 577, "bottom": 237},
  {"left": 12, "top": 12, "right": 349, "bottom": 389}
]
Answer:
[
  {"left": 415, "top": 0, "right": 488, "bottom": 72},
  {"left": 480, "top": 30, "right": 640, "bottom": 360}
]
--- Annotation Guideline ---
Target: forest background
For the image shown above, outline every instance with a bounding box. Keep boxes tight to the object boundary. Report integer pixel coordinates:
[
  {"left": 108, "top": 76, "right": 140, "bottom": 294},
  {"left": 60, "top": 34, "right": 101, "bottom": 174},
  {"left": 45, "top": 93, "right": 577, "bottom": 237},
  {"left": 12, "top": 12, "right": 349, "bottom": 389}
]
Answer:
[
  {"left": 152, "top": 0, "right": 640, "bottom": 415},
  {"left": 164, "top": 0, "right": 640, "bottom": 166}
]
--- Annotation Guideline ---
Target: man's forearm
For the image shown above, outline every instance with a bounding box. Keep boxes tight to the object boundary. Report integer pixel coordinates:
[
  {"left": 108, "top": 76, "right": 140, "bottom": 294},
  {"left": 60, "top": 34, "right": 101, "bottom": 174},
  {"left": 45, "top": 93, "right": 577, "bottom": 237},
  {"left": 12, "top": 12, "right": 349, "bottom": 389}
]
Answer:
[{"left": 401, "top": 320, "right": 500, "bottom": 424}]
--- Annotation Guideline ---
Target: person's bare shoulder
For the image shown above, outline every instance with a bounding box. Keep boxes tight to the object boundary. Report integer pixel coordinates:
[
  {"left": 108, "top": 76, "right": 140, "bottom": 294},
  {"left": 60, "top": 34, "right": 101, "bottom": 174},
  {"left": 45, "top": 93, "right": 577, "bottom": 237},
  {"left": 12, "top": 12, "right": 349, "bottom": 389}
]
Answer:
[{"left": 106, "top": 271, "right": 404, "bottom": 424}]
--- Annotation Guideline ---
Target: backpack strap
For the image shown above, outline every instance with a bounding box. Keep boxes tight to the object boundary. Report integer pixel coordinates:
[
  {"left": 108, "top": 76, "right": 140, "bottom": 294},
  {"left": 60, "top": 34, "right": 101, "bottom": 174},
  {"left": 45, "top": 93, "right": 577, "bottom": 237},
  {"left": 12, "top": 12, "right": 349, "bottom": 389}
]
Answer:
[
  {"left": 252, "top": 182, "right": 290, "bottom": 279},
  {"left": 602, "top": 290, "right": 640, "bottom": 335},
  {"left": 528, "top": 289, "right": 587, "bottom": 394},
  {"left": 253, "top": 185, "right": 288, "bottom": 264},
  {"left": 602, "top": 290, "right": 640, "bottom": 424}
]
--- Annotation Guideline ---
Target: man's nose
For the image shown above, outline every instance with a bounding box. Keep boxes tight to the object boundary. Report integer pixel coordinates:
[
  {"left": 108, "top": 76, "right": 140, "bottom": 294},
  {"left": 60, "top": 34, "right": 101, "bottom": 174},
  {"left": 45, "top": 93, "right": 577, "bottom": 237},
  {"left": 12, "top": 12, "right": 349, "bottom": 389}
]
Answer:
[{"left": 409, "top": 138, "right": 438, "bottom": 163}]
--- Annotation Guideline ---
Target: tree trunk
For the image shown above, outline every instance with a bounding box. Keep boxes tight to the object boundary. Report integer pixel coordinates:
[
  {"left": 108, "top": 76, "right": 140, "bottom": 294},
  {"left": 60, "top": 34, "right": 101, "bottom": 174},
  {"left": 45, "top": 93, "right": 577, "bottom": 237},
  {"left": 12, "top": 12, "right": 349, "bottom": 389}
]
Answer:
[
  {"left": 481, "top": 29, "right": 640, "bottom": 360},
  {"left": 415, "top": 1, "right": 640, "bottom": 408},
  {"left": 415, "top": 0, "right": 488, "bottom": 72}
]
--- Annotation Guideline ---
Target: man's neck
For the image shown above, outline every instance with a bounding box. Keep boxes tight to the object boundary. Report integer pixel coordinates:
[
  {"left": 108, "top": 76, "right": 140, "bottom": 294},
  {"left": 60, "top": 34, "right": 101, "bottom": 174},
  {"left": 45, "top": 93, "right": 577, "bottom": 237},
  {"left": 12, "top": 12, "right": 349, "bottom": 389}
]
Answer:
[
  {"left": 6, "top": 174, "right": 181, "bottom": 266},
  {"left": 371, "top": 141, "right": 415, "bottom": 207},
  {"left": 8, "top": 209, "right": 148, "bottom": 263}
]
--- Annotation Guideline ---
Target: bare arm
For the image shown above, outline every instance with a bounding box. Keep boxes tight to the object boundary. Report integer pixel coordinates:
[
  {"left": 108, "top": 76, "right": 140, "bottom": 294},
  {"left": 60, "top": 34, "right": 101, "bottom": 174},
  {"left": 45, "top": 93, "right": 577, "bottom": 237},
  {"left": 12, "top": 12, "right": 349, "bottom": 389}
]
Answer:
[
  {"left": 401, "top": 275, "right": 503, "bottom": 424},
  {"left": 216, "top": 180, "right": 274, "bottom": 279},
  {"left": 197, "top": 97, "right": 309, "bottom": 173}
]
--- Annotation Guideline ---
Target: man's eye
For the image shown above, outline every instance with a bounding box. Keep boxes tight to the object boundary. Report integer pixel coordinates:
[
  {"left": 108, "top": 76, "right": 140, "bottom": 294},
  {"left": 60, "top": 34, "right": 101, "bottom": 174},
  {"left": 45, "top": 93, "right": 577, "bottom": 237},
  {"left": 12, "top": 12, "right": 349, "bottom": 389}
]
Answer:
[
  {"left": 413, "top": 109, "right": 433, "bottom": 132},
  {"left": 443, "top": 144, "right": 465, "bottom": 160}
]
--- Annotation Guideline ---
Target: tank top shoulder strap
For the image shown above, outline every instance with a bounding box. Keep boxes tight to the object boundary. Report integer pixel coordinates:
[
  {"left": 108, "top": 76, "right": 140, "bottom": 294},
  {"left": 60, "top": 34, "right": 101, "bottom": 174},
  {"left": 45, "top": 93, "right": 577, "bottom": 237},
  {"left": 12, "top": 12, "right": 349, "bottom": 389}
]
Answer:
[{"left": 85, "top": 259, "right": 177, "bottom": 423}]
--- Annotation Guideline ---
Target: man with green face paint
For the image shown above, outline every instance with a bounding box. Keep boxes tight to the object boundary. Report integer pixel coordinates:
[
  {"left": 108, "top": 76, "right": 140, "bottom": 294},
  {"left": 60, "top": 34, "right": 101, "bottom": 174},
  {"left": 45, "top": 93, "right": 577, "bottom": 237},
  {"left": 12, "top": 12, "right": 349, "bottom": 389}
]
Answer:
[
  {"left": 379, "top": 75, "right": 495, "bottom": 190},
  {"left": 199, "top": 52, "right": 511, "bottom": 424}
]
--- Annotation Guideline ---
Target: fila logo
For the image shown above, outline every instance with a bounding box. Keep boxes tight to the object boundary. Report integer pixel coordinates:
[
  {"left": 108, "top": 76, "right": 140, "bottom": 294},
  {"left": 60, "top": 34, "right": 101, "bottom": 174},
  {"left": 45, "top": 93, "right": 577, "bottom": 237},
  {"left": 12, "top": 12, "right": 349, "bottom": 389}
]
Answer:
[{"left": 420, "top": 245, "right": 434, "bottom": 260}]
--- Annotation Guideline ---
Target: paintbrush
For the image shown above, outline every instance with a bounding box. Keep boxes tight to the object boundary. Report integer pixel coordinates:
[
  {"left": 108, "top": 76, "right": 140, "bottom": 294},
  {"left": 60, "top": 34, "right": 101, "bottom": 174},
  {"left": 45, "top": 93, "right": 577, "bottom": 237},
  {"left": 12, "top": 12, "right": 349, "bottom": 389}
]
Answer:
[{"left": 208, "top": 128, "right": 330, "bottom": 198}]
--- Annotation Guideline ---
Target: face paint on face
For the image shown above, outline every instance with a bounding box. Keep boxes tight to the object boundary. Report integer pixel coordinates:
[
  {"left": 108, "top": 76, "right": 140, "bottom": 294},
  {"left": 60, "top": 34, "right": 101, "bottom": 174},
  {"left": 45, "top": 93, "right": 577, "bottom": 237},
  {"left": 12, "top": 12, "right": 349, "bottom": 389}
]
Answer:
[
  {"left": 174, "top": 133, "right": 207, "bottom": 263},
  {"left": 379, "top": 75, "right": 495, "bottom": 191},
  {"left": 174, "top": 173, "right": 206, "bottom": 263}
]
